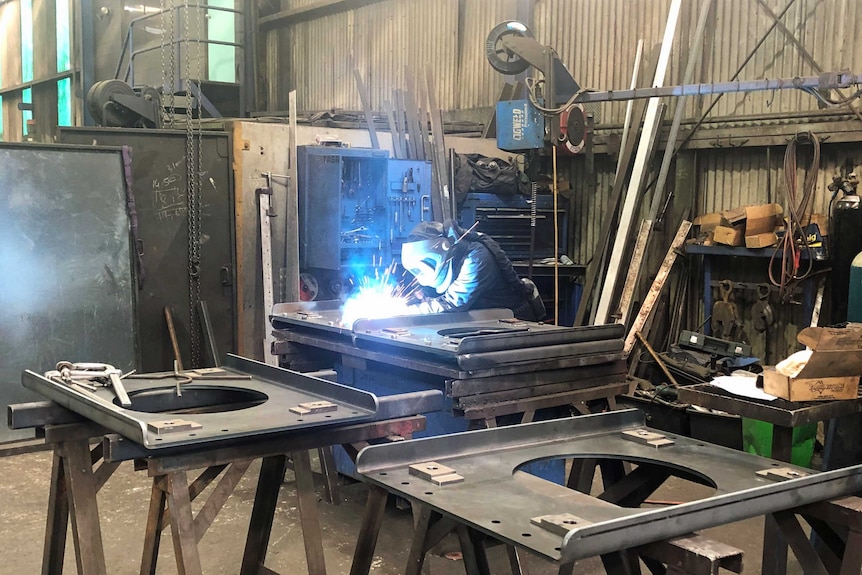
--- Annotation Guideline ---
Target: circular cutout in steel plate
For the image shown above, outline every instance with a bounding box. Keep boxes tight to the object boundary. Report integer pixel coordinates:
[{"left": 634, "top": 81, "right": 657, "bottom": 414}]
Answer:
[{"left": 119, "top": 385, "right": 268, "bottom": 414}]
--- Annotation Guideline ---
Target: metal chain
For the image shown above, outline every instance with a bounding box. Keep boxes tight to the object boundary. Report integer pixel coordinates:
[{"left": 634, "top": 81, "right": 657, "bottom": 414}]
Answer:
[
  {"left": 183, "top": 0, "right": 202, "bottom": 366},
  {"left": 158, "top": 0, "right": 168, "bottom": 126},
  {"left": 166, "top": 0, "right": 176, "bottom": 128},
  {"left": 194, "top": 0, "right": 204, "bottom": 294}
]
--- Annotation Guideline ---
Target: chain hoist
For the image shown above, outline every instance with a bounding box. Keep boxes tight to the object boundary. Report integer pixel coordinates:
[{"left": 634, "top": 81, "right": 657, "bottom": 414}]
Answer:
[{"left": 183, "top": 0, "right": 202, "bottom": 366}]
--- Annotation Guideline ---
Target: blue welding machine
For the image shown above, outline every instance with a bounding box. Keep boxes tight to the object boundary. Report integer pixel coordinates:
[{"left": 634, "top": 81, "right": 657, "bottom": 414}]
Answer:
[{"left": 496, "top": 99, "right": 546, "bottom": 151}]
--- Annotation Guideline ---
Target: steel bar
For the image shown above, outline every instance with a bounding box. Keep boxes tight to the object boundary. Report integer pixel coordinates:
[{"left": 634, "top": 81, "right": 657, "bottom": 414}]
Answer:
[
  {"left": 595, "top": 0, "right": 681, "bottom": 325},
  {"left": 64, "top": 440, "right": 108, "bottom": 575},
  {"left": 166, "top": 471, "right": 202, "bottom": 575},
  {"left": 141, "top": 477, "right": 168, "bottom": 575},
  {"left": 355, "top": 410, "right": 862, "bottom": 564},
  {"left": 773, "top": 511, "right": 828, "bottom": 575},
  {"left": 461, "top": 382, "right": 629, "bottom": 420},
  {"left": 42, "top": 452, "right": 69, "bottom": 575},
  {"left": 572, "top": 73, "right": 862, "bottom": 104},
  {"left": 240, "top": 455, "right": 287, "bottom": 575},
  {"left": 348, "top": 485, "right": 389, "bottom": 575},
  {"left": 292, "top": 450, "right": 328, "bottom": 574},
  {"left": 448, "top": 360, "right": 627, "bottom": 397},
  {"left": 647, "top": 0, "right": 716, "bottom": 223}
]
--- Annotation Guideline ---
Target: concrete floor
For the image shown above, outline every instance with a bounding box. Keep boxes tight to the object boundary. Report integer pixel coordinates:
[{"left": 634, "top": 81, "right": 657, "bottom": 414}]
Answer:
[{"left": 0, "top": 450, "right": 807, "bottom": 574}]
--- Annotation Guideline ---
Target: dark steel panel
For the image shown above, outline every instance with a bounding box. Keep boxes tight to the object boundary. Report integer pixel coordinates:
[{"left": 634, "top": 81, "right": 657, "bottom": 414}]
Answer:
[
  {"left": 58, "top": 127, "right": 236, "bottom": 372},
  {"left": 22, "top": 354, "right": 377, "bottom": 450},
  {"left": 356, "top": 409, "right": 862, "bottom": 563},
  {"left": 0, "top": 143, "right": 138, "bottom": 441}
]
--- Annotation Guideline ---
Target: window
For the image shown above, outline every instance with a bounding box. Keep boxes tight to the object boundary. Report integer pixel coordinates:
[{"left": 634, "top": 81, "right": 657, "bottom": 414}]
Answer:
[
  {"left": 22, "top": 87, "right": 32, "bottom": 136},
  {"left": 56, "top": 0, "right": 71, "bottom": 73},
  {"left": 208, "top": 0, "right": 236, "bottom": 83},
  {"left": 57, "top": 77, "right": 71, "bottom": 126},
  {"left": 21, "top": 0, "right": 33, "bottom": 83}
]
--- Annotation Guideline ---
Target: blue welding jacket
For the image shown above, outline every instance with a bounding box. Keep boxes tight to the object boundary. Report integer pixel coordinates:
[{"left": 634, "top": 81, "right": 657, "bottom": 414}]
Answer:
[{"left": 416, "top": 240, "right": 526, "bottom": 315}]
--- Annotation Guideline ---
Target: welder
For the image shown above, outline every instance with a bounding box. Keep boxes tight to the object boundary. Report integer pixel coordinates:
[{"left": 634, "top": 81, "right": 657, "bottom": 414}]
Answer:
[{"left": 400, "top": 220, "right": 545, "bottom": 321}]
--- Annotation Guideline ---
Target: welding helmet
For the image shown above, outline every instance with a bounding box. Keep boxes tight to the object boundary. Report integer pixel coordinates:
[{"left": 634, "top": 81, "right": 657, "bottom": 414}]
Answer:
[{"left": 401, "top": 221, "right": 455, "bottom": 292}]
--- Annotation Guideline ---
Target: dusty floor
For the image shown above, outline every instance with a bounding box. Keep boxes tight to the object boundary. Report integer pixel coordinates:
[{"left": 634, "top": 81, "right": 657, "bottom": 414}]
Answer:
[{"left": 0, "top": 449, "right": 806, "bottom": 574}]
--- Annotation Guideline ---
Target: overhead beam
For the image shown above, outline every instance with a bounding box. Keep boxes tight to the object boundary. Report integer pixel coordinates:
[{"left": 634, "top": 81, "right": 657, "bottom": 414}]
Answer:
[{"left": 259, "top": 0, "right": 387, "bottom": 30}]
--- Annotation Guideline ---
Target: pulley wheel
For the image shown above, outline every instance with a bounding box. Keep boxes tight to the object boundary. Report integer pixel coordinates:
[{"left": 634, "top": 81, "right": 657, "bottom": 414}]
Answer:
[
  {"left": 87, "top": 79, "right": 137, "bottom": 127},
  {"left": 565, "top": 105, "right": 587, "bottom": 153},
  {"left": 485, "top": 21, "right": 534, "bottom": 75}
]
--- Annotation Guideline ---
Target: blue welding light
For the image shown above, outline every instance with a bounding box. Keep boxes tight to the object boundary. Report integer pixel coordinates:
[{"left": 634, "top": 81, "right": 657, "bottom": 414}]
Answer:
[{"left": 341, "top": 281, "right": 415, "bottom": 327}]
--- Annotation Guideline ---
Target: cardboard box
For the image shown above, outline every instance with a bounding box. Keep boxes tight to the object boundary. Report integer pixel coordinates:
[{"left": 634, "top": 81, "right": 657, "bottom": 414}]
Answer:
[
  {"left": 809, "top": 213, "right": 829, "bottom": 237},
  {"left": 762, "top": 327, "right": 862, "bottom": 401},
  {"left": 693, "top": 212, "right": 728, "bottom": 233},
  {"left": 744, "top": 203, "right": 783, "bottom": 236},
  {"left": 762, "top": 368, "right": 859, "bottom": 402},
  {"left": 745, "top": 232, "right": 778, "bottom": 249},
  {"left": 721, "top": 206, "right": 748, "bottom": 225},
  {"left": 713, "top": 225, "right": 745, "bottom": 246}
]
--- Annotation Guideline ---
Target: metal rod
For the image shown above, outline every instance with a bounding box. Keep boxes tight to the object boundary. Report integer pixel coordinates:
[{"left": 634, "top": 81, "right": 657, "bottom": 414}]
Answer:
[
  {"left": 571, "top": 73, "right": 862, "bottom": 104},
  {"left": 634, "top": 331, "right": 679, "bottom": 388}
]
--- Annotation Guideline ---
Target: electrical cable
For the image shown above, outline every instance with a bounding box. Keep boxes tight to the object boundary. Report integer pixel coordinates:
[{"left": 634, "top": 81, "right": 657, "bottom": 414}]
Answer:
[
  {"left": 524, "top": 77, "right": 592, "bottom": 116},
  {"left": 769, "top": 132, "right": 820, "bottom": 300},
  {"left": 552, "top": 146, "right": 560, "bottom": 326}
]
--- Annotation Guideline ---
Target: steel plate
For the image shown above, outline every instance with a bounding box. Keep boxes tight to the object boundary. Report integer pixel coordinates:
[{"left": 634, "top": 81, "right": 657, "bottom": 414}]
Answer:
[
  {"left": 356, "top": 409, "right": 862, "bottom": 563},
  {"left": 22, "top": 354, "right": 378, "bottom": 449}
]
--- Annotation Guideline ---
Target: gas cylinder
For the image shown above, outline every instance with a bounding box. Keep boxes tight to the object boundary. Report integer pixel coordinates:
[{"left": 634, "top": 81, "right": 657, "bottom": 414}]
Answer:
[
  {"left": 849, "top": 251, "right": 862, "bottom": 322},
  {"left": 831, "top": 183, "right": 862, "bottom": 324}
]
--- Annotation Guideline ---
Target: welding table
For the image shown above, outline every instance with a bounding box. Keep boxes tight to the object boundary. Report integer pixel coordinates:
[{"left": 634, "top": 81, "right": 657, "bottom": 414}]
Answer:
[
  {"left": 678, "top": 383, "right": 862, "bottom": 575},
  {"left": 7, "top": 391, "right": 438, "bottom": 575},
  {"left": 349, "top": 409, "right": 862, "bottom": 575}
]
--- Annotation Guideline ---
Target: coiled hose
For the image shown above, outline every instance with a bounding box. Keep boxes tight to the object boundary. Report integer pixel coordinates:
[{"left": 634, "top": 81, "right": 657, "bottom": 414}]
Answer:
[{"left": 769, "top": 132, "right": 820, "bottom": 300}]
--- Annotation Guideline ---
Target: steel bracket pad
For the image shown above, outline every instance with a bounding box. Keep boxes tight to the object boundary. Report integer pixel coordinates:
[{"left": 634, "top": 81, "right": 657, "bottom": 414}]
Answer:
[
  {"left": 22, "top": 354, "right": 378, "bottom": 450},
  {"left": 355, "top": 409, "right": 862, "bottom": 564}
]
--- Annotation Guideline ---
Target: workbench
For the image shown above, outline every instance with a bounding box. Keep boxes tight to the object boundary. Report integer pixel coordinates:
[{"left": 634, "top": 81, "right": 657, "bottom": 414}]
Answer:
[
  {"left": 348, "top": 409, "right": 862, "bottom": 575},
  {"left": 7, "top": 392, "right": 437, "bottom": 575},
  {"left": 678, "top": 383, "right": 862, "bottom": 575}
]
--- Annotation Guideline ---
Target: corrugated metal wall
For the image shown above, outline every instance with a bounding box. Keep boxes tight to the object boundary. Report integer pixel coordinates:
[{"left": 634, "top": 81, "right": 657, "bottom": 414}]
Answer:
[
  {"left": 534, "top": 0, "right": 682, "bottom": 126},
  {"left": 262, "top": 0, "right": 862, "bottom": 259},
  {"left": 267, "top": 0, "right": 862, "bottom": 120},
  {"left": 698, "top": 143, "right": 862, "bottom": 217},
  {"left": 280, "top": 0, "right": 461, "bottom": 112}
]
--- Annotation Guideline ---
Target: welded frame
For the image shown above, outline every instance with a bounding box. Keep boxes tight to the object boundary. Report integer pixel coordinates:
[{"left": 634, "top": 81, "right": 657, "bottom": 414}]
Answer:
[
  {"left": 22, "top": 354, "right": 378, "bottom": 450},
  {"left": 355, "top": 409, "right": 862, "bottom": 564}
]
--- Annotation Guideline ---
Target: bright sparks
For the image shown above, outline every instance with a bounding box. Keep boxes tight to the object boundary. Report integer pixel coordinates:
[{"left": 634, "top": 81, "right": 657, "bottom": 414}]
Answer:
[{"left": 340, "top": 263, "right": 421, "bottom": 327}]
